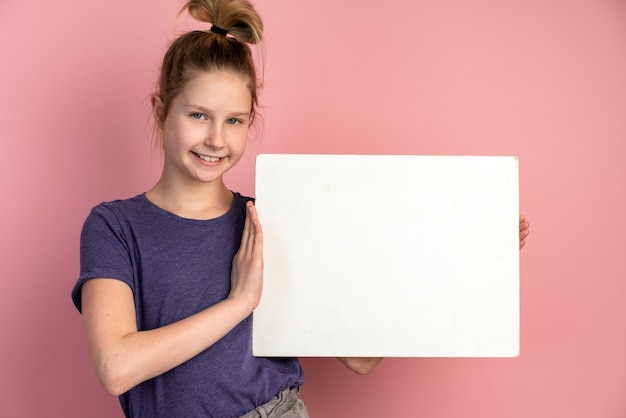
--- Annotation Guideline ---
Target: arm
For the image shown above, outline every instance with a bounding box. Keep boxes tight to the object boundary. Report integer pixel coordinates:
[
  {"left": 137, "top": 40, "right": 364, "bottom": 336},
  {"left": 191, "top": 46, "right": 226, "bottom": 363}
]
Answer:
[
  {"left": 81, "top": 201, "right": 263, "bottom": 396},
  {"left": 337, "top": 357, "right": 383, "bottom": 375}
]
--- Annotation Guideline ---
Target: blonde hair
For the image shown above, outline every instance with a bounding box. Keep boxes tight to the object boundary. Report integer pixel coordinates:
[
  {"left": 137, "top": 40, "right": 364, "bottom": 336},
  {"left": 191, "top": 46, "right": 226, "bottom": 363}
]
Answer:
[{"left": 154, "top": 0, "right": 264, "bottom": 127}]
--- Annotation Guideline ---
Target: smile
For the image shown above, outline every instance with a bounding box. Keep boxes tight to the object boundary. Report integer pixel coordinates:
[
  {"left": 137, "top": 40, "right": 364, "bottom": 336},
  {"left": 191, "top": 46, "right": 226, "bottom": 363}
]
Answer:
[{"left": 192, "top": 152, "right": 222, "bottom": 162}]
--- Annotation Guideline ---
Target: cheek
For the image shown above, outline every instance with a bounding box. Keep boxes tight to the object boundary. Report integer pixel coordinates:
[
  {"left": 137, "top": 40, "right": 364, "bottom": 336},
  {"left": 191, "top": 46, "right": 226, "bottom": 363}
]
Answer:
[
  {"left": 237, "top": 131, "right": 250, "bottom": 153},
  {"left": 162, "top": 129, "right": 177, "bottom": 152},
  {"left": 161, "top": 128, "right": 189, "bottom": 160},
  {"left": 164, "top": 122, "right": 194, "bottom": 148},
  {"left": 230, "top": 127, "right": 250, "bottom": 150}
]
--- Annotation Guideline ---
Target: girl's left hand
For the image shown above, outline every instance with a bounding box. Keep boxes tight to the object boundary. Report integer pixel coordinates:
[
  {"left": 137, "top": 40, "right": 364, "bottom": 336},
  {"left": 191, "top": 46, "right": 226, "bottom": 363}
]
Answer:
[{"left": 519, "top": 214, "right": 530, "bottom": 249}]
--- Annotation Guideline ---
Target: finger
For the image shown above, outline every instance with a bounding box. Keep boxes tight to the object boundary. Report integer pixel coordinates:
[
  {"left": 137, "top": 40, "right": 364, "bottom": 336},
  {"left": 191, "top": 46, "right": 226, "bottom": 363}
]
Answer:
[
  {"left": 246, "top": 204, "right": 263, "bottom": 253},
  {"left": 251, "top": 218, "right": 263, "bottom": 258},
  {"left": 240, "top": 201, "right": 254, "bottom": 253},
  {"left": 247, "top": 201, "right": 259, "bottom": 224}
]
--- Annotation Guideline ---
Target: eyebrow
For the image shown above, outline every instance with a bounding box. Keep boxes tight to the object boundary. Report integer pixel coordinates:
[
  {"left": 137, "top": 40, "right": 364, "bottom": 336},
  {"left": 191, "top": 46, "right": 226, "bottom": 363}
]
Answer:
[{"left": 184, "top": 104, "right": 250, "bottom": 117}]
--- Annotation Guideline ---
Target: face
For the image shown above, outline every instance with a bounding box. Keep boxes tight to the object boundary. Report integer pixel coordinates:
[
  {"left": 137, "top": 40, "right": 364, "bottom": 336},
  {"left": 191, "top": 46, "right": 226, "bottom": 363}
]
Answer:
[{"left": 155, "top": 71, "right": 253, "bottom": 187}]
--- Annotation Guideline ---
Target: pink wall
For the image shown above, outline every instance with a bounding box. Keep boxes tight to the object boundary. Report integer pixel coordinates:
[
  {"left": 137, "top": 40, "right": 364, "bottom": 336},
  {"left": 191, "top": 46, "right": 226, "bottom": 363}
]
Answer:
[{"left": 1, "top": 0, "right": 625, "bottom": 416}]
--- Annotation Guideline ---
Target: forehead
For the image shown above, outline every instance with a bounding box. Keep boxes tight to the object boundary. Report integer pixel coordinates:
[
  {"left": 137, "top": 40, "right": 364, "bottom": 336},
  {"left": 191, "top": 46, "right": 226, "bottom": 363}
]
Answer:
[{"left": 179, "top": 70, "right": 252, "bottom": 109}]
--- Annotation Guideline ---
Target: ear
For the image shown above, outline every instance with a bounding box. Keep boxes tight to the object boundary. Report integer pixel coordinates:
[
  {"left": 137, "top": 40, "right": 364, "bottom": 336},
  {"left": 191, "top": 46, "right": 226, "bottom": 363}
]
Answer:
[{"left": 151, "top": 94, "right": 164, "bottom": 127}]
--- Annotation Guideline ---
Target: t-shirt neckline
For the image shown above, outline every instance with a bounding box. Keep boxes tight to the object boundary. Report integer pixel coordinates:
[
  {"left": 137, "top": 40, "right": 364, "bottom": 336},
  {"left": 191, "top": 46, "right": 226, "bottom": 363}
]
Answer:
[{"left": 138, "top": 191, "right": 242, "bottom": 224}]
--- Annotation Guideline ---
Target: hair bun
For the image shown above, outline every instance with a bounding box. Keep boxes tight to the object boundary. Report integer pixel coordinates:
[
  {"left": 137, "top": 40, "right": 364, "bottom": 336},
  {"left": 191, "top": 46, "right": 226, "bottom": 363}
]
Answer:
[{"left": 184, "top": 0, "right": 263, "bottom": 44}]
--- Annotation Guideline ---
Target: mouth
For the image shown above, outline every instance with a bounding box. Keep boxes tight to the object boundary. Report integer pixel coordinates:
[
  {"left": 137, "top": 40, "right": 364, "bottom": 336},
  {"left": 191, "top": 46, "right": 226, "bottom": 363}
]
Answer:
[{"left": 192, "top": 151, "right": 223, "bottom": 163}]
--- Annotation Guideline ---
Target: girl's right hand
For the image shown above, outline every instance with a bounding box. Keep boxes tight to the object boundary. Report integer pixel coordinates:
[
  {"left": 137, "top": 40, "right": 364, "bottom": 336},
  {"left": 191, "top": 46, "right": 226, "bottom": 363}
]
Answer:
[{"left": 229, "top": 201, "right": 264, "bottom": 313}]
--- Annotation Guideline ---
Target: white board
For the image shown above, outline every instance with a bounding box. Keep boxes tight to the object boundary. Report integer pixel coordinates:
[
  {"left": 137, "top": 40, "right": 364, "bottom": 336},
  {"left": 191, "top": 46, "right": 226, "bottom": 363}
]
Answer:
[{"left": 253, "top": 154, "right": 519, "bottom": 357}]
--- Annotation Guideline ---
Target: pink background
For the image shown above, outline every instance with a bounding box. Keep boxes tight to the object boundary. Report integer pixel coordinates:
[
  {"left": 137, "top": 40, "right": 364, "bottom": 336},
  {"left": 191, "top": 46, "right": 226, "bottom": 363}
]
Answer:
[{"left": 1, "top": 0, "right": 625, "bottom": 416}]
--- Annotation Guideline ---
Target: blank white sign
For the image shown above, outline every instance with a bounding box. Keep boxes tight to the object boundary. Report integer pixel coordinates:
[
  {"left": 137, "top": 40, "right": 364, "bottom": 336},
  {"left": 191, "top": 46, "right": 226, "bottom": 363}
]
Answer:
[{"left": 253, "top": 154, "right": 519, "bottom": 357}]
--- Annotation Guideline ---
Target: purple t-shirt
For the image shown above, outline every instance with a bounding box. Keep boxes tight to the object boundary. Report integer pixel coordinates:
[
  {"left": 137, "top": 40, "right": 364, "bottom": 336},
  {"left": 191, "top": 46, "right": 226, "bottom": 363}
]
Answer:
[{"left": 71, "top": 193, "right": 304, "bottom": 418}]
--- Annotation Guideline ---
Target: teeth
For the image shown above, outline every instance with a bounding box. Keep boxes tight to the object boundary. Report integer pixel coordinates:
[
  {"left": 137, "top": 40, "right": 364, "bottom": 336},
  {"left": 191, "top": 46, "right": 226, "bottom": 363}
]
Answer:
[{"left": 195, "top": 153, "right": 221, "bottom": 162}]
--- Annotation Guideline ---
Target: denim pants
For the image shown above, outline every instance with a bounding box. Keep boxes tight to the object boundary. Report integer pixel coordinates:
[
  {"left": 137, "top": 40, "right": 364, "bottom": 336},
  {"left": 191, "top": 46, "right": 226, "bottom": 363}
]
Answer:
[{"left": 239, "top": 387, "right": 309, "bottom": 418}]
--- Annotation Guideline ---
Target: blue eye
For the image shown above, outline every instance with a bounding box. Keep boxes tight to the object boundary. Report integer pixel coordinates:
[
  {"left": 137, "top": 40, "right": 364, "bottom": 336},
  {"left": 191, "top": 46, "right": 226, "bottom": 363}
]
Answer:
[
  {"left": 227, "top": 118, "right": 242, "bottom": 125},
  {"left": 191, "top": 113, "right": 205, "bottom": 120}
]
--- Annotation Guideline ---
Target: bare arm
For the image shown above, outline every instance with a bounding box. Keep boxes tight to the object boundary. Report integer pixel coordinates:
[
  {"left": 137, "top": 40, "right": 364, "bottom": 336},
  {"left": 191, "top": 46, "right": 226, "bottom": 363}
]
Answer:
[
  {"left": 81, "top": 201, "right": 263, "bottom": 396},
  {"left": 337, "top": 357, "right": 383, "bottom": 375}
]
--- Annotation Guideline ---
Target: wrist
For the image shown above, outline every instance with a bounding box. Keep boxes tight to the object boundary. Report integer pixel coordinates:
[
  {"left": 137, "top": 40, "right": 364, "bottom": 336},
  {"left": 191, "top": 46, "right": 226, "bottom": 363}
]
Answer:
[{"left": 224, "top": 294, "right": 256, "bottom": 320}]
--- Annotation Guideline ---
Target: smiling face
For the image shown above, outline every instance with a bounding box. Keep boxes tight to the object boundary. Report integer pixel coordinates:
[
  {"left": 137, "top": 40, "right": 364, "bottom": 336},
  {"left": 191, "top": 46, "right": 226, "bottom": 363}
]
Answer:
[{"left": 155, "top": 70, "right": 253, "bottom": 188}]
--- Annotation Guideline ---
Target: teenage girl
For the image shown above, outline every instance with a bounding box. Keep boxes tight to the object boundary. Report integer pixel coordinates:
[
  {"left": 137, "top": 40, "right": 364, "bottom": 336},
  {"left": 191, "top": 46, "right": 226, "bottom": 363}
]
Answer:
[{"left": 71, "top": 0, "right": 530, "bottom": 417}]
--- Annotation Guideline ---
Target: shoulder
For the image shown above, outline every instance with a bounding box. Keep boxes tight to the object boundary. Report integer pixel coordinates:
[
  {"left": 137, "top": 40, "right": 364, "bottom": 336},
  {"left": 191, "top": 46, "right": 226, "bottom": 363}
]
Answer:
[
  {"left": 224, "top": 192, "right": 253, "bottom": 228},
  {"left": 90, "top": 194, "right": 145, "bottom": 214},
  {"left": 233, "top": 191, "right": 254, "bottom": 202},
  {"left": 87, "top": 194, "right": 146, "bottom": 219},
  {"left": 82, "top": 194, "right": 147, "bottom": 234},
  {"left": 232, "top": 192, "right": 254, "bottom": 210}
]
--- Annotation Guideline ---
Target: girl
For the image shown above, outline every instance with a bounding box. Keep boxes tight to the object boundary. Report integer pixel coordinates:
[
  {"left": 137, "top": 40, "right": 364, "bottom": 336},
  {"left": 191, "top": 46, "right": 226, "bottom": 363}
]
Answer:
[{"left": 72, "top": 0, "right": 530, "bottom": 417}]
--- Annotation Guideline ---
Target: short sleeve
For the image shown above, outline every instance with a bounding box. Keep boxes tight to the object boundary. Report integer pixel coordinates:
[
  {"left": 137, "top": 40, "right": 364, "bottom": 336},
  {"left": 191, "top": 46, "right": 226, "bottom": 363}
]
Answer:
[{"left": 71, "top": 204, "right": 135, "bottom": 312}]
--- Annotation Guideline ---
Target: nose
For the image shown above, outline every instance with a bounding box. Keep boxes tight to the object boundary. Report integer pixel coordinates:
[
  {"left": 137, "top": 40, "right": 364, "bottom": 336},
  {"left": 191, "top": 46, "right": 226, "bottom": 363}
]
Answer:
[{"left": 204, "top": 123, "right": 225, "bottom": 147}]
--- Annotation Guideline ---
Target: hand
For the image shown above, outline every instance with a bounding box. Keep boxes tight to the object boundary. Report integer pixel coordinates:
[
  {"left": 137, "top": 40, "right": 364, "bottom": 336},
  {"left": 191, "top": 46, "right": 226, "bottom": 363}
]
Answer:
[
  {"left": 519, "top": 214, "right": 530, "bottom": 249},
  {"left": 229, "top": 201, "right": 264, "bottom": 312}
]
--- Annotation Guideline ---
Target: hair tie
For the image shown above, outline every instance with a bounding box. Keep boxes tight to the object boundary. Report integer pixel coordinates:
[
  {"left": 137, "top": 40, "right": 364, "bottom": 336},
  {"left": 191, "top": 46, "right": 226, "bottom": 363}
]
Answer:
[{"left": 210, "top": 25, "right": 228, "bottom": 36}]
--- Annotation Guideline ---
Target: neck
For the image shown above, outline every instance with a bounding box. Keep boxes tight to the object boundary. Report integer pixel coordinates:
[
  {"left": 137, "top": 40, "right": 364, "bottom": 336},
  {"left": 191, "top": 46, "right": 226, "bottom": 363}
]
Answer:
[{"left": 146, "top": 175, "right": 234, "bottom": 220}]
